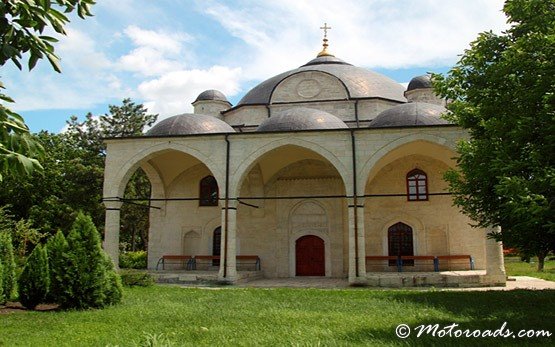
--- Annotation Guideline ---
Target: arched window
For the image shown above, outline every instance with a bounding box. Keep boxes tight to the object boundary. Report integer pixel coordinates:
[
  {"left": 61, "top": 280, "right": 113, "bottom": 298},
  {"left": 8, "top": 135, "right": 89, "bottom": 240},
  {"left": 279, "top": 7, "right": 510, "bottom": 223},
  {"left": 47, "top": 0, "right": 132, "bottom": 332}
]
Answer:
[
  {"left": 406, "top": 169, "right": 428, "bottom": 201},
  {"left": 388, "top": 222, "right": 414, "bottom": 266},
  {"left": 199, "top": 175, "right": 219, "bottom": 206}
]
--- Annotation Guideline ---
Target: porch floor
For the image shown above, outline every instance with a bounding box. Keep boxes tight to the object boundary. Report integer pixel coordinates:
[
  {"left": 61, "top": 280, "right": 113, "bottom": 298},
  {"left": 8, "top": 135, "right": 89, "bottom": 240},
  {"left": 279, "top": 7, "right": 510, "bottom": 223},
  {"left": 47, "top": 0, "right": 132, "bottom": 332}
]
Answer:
[{"left": 149, "top": 270, "right": 262, "bottom": 285}]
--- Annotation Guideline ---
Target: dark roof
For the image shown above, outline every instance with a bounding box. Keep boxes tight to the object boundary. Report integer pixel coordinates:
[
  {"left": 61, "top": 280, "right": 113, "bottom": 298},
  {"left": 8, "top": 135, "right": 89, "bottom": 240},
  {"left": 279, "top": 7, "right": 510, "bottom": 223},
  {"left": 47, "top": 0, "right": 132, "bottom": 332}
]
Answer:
[
  {"left": 193, "top": 89, "right": 230, "bottom": 104},
  {"left": 406, "top": 75, "right": 432, "bottom": 91},
  {"left": 237, "top": 56, "right": 406, "bottom": 107},
  {"left": 146, "top": 113, "right": 235, "bottom": 136},
  {"left": 369, "top": 102, "right": 450, "bottom": 128},
  {"left": 256, "top": 107, "right": 348, "bottom": 132}
]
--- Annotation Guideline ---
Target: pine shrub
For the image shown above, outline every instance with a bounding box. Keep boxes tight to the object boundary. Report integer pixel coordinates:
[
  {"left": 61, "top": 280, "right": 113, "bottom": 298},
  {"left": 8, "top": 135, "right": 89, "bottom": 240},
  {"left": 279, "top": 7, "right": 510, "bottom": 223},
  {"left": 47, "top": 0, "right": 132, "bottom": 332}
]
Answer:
[
  {"left": 0, "top": 232, "right": 16, "bottom": 302},
  {"left": 60, "top": 212, "right": 122, "bottom": 309},
  {"left": 45, "top": 230, "right": 70, "bottom": 303},
  {"left": 0, "top": 261, "right": 4, "bottom": 304},
  {"left": 18, "top": 244, "right": 50, "bottom": 309}
]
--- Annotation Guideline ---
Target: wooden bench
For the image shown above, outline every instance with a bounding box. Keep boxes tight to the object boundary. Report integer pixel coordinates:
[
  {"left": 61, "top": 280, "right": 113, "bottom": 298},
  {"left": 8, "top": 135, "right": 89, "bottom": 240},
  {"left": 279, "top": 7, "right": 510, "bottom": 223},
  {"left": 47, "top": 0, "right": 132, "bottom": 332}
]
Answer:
[
  {"left": 191, "top": 255, "right": 261, "bottom": 271},
  {"left": 435, "top": 255, "right": 474, "bottom": 271},
  {"left": 366, "top": 255, "right": 435, "bottom": 272},
  {"left": 366, "top": 255, "right": 473, "bottom": 272},
  {"left": 156, "top": 255, "right": 194, "bottom": 270}
]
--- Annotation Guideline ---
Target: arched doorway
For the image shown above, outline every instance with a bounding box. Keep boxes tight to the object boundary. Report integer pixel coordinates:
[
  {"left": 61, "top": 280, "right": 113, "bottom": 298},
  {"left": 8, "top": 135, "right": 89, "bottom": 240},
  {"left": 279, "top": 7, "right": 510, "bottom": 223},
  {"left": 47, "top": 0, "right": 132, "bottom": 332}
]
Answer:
[
  {"left": 296, "top": 235, "right": 325, "bottom": 276},
  {"left": 388, "top": 222, "right": 414, "bottom": 266},
  {"left": 212, "top": 227, "right": 221, "bottom": 266}
]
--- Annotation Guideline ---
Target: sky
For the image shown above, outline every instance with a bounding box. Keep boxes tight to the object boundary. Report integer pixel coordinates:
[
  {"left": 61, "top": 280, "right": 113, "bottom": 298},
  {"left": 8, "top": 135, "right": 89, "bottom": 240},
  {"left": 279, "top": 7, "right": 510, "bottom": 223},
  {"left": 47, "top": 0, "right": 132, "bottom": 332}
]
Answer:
[{"left": 2, "top": 0, "right": 509, "bottom": 133}]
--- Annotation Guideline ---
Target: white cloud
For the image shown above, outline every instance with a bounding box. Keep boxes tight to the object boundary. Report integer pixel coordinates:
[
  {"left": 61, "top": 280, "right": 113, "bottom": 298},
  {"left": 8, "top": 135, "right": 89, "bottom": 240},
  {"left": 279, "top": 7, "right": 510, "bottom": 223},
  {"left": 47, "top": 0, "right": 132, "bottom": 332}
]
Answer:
[
  {"left": 138, "top": 66, "right": 242, "bottom": 117},
  {"left": 118, "top": 26, "right": 193, "bottom": 76},
  {"left": 201, "top": 0, "right": 508, "bottom": 79}
]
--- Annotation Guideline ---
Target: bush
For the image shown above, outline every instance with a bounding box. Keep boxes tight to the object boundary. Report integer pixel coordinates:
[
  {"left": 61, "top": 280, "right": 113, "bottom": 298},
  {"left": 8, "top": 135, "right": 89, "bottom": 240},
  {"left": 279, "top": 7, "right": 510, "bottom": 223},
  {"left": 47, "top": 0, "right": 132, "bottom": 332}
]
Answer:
[
  {"left": 60, "top": 212, "right": 122, "bottom": 309},
  {"left": 102, "top": 254, "right": 123, "bottom": 305},
  {"left": 45, "top": 230, "right": 70, "bottom": 303},
  {"left": 119, "top": 251, "right": 147, "bottom": 269},
  {"left": 120, "top": 270, "right": 155, "bottom": 287},
  {"left": 18, "top": 244, "right": 49, "bottom": 309},
  {"left": 0, "top": 232, "right": 16, "bottom": 302},
  {"left": 0, "top": 261, "right": 4, "bottom": 304}
]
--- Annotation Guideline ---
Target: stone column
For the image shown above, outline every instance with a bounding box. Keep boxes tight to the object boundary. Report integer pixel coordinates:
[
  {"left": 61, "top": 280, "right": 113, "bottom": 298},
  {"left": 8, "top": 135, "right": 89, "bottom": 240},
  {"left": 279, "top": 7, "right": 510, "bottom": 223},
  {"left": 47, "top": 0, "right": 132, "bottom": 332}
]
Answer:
[
  {"left": 348, "top": 198, "right": 367, "bottom": 285},
  {"left": 356, "top": 198, "right": 367, "bottom": 280},
  {"left": 485, "top": 226, "right": 506, "bottom": 286},
  {"left": 218, "top": 200, "right": 238, "bottom": 283},
  {"left": 103, "top": 200, "right": 122, "bottom": 268}
]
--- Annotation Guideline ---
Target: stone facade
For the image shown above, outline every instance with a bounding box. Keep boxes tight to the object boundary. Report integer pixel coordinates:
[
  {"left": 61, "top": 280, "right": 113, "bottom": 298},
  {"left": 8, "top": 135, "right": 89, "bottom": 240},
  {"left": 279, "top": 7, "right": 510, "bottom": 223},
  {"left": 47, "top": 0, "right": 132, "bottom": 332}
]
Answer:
[{"left": 103, "top": 53, "right": 506, "bottom": 286}]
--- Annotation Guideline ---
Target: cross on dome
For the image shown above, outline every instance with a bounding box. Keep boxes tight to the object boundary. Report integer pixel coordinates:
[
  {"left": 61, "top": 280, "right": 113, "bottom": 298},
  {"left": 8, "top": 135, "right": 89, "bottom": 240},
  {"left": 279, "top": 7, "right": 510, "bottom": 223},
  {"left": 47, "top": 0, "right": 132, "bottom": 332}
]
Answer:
[{"left": 317, "top": 22, "right": 333, "bottom": 57}]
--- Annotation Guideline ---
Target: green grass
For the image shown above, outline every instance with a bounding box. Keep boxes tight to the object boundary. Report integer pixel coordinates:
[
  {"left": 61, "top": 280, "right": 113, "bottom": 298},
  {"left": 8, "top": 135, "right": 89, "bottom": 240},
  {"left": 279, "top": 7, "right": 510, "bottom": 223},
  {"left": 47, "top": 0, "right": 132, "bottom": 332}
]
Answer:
[
  {"left": 505, "top": 257, "right": 555, "bottom": 282},
  {"left": 1, "top": 286, "right": 554, "bottom": 346}
]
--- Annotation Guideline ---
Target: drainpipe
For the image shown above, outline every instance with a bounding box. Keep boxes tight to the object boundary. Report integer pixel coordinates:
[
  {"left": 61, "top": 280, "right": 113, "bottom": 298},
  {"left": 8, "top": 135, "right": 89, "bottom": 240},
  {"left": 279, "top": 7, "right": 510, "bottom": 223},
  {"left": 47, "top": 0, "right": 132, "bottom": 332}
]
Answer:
[
  {"left": 223, "top": 134, "right": 231, "bottom": 278},
  {"left": 350, "top": 129, "right": 359, "bottom": 277}
]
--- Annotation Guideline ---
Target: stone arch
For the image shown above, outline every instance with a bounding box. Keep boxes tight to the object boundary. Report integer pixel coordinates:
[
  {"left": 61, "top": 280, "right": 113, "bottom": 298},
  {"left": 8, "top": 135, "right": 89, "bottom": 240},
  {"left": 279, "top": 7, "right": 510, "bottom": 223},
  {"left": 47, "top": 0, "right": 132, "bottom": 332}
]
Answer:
[
  {"left": 287, "top": 199, "right": 332, "bottom": 277},
  {"left": 230, "top": 138, "right": 351, "bottom": 198},
  {"left": 358, "top": 134, "right": 456, "bottom": 191},
  {"left": 106, "top": 142, "right": 224, "bottom": 199}
]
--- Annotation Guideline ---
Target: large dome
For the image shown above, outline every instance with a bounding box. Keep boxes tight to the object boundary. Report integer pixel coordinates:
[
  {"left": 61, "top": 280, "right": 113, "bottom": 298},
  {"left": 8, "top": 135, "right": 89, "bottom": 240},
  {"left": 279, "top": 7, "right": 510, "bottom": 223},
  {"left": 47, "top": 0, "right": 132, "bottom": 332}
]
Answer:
[
  {"left": 146, "top": 114, "right": 235, "bottom": 136},
  {"left": 237, "top": 55, "right": 406, "bottom": 107},
  {"left": 256, "top": 107, "right": 348, "bottom": 132},
  {"left": 369, "top": 102, "right": 450, "bottom": 128}
]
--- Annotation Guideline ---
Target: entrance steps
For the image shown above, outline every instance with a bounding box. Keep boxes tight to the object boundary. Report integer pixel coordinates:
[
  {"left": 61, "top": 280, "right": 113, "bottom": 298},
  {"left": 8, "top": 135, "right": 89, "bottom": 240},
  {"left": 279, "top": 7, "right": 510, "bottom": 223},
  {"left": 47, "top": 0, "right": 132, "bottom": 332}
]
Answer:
[
  {"left": 366, "top": 270, "right": 493, "bottom": 287},
  {"left": 150, "top": 270, "right": 263, "bottom": 285}
]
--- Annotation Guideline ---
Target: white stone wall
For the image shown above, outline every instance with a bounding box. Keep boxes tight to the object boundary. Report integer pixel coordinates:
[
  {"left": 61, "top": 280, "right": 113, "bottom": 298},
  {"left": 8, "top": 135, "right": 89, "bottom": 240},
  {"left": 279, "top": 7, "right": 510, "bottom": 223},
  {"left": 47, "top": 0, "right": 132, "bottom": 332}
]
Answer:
[
  {"left": 103, "top": 126, "right": 503, "bottom": 284},
  {"left": 271, "top": 71, "right": 348, "bottom": 103}
]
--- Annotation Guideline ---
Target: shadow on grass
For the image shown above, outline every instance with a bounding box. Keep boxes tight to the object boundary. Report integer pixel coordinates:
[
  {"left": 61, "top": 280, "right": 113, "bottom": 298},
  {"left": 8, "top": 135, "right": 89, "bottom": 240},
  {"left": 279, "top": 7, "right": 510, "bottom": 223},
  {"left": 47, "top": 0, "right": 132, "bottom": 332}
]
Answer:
[{"left": 339, "top": 290, "right": 555, "bottom": 346}]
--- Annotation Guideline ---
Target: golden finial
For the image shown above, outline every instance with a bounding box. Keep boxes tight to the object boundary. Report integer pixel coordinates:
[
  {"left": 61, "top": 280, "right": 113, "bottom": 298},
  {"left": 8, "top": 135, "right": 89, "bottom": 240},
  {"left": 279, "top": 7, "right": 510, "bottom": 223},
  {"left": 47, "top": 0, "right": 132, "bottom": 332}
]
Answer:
[{"left": 317, "top": 22, "right": 333, "bottom": 57}]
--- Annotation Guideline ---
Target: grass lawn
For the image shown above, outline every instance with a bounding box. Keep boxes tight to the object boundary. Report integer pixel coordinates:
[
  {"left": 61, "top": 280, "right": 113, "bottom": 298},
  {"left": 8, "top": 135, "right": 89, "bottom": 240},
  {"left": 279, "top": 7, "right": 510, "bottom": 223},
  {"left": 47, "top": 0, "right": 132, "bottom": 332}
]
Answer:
[
  {"left": 504, "top": 257, "right": 555, "bottom": 282},
  {"left": 1, "top": 286, "right": 554, "bottom": 346}
]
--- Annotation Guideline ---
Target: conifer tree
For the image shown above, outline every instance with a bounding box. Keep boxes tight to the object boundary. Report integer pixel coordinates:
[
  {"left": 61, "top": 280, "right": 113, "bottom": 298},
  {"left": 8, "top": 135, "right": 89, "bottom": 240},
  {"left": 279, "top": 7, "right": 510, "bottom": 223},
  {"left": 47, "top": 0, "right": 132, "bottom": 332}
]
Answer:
[
  {"left": 45, "top": 230, "right": 70, "bottom": 303},
  {"left": 0, "top": 261, "right": 4, "bottom": 304},
  {"left": 18, "top": 244, "right": 49, "bottom": 309},
  {"left": 0, "top": 232, "right": 16, "bottom": 301}
]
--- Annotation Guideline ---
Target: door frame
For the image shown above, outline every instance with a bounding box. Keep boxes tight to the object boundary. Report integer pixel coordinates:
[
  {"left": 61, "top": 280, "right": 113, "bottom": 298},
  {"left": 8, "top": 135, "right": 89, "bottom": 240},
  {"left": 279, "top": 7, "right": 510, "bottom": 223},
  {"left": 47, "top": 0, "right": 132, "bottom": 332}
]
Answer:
[{"left": 289, "top": 230, "right": 331, "bottom": 277}]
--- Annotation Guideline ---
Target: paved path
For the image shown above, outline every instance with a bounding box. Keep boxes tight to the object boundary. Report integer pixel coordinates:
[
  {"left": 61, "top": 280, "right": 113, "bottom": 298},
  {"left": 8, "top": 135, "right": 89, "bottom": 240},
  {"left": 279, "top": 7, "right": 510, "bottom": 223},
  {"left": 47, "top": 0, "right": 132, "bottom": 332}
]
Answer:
[{"left": 232, "top": 276, "right": 555, "bottom": 290}]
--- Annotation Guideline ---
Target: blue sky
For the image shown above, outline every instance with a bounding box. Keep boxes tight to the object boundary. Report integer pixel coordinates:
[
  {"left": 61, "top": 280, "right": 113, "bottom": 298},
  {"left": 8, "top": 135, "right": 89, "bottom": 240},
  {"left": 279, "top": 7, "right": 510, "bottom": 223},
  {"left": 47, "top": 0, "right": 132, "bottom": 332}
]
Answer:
[{"left": 2, "top": 0, "right": 508, "bottom": 133}]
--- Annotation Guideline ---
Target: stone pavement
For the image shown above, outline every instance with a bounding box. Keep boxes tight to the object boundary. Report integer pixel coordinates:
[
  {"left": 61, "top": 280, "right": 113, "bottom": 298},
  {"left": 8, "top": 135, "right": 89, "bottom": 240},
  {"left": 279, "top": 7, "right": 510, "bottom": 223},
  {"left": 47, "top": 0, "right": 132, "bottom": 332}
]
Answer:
[{"left": 231, "top": 276, "right": 555, "bottom": 291}]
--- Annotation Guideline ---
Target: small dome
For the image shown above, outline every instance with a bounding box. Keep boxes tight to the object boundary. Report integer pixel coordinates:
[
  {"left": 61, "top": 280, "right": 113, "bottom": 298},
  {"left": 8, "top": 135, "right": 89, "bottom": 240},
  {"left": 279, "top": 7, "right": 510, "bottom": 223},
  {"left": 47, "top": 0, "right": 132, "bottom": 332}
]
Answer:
[
  {"left": 193, "top": 90, "right": 230, "bottom": 104},
  {"left": 146, "top": 113, "right": 235, "bottom": 136},
  {"left": 369, "top": 102, "right": 450, "bottom": 128},
  {"left": 256, "top": 107, "right": 348, "bottom": 132},
  {"left": 407, "top": 75, "right": 432, "bottom": 92}
]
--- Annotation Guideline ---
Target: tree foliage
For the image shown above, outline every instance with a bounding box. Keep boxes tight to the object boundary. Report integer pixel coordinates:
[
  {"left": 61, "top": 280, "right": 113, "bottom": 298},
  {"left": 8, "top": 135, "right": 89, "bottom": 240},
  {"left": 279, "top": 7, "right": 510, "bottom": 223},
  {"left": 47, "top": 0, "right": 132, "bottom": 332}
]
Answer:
[
  {"left": 0, "top": 99, "right": 156, "bottom": 247},
  {"left": 0, "top": 231, "right": 16, "bottom": 301},
  {"left": 18, "top": 244, "right": 49, "bottom": 309},
  {"left": 433, "top": 0, "right": 555, "bottom": 270},
  {"left": 0, "top": 0, "right": 95, "bottom": 181},
  {"left": 60, "top": 212, "right": 121, "bottom": 309},
  {"left": 45, "top": 230, "right": 69, "bottom": 303}
]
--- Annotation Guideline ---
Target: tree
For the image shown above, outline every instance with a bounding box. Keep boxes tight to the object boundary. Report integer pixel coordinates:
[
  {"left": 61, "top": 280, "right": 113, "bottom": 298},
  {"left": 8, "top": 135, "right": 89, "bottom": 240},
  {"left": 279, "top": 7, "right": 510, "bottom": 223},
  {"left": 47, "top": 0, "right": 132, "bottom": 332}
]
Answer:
[
  {"left": 18, "top": 244, "right": 50, "bottom": 309},
  {"left": 0, "top": 232, "right": 16, "bottom": 301},
  {"left": 45, "top": 230, "right": 69, "bottom": 303},
  {"left": 433, "top": 0, "right": 555, "bottom": 270},
  {"left": 0, "top": 0, "right": 95, "bottom": 180},
  {"left": 61, "top": 212, "right": 121, "bottom": 309}
]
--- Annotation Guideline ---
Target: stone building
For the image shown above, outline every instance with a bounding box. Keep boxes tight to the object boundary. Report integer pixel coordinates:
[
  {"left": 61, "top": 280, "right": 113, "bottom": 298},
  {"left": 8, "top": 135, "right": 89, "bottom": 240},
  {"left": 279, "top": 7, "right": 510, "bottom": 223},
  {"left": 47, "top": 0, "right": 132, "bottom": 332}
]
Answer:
[{"left": 102, "top": 34, "right": 506, "bottom": 286}]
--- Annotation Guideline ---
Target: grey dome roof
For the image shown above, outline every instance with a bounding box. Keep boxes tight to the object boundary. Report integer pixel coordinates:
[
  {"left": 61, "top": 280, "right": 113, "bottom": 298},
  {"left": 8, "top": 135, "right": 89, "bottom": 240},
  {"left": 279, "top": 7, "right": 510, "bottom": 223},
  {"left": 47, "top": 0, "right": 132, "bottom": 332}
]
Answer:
[
  {"left": 237, "top": 55, "right": 406, "bottom": 107},
  {"left": 407, "top": 75, "right": 432, "bottom": 91},
  {"left": 256, "top": 107, "right": 348, "bottom": 132},
  {"left": 146, "top": 113, "right": 235, "bottom": 136},
  {"left": 193, "top": 89, "right": 230, "bottom": 104},
  {"left": 369, "top": 102, "right": 450, "bottom": 128}
]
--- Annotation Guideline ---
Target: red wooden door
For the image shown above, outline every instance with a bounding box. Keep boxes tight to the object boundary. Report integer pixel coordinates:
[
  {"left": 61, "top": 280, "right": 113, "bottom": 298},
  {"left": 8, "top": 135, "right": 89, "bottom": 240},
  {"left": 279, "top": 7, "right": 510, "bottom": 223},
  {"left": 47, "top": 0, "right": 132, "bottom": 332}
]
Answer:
[{"left": 296, "top": 235, "right": 325, "bottom": 276}]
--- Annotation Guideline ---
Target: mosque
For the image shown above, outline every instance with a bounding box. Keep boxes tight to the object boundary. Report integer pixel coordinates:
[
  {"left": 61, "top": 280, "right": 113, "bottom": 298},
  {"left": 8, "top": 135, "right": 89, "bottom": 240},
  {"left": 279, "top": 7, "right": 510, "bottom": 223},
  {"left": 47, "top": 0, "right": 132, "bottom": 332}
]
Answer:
[{"left": 102, "top": 26, "right": 506, "bottom": 286}]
